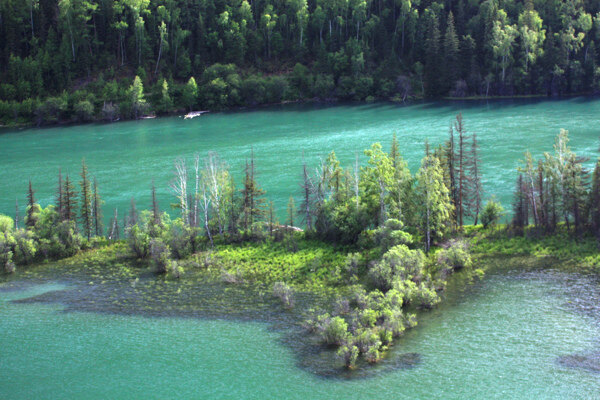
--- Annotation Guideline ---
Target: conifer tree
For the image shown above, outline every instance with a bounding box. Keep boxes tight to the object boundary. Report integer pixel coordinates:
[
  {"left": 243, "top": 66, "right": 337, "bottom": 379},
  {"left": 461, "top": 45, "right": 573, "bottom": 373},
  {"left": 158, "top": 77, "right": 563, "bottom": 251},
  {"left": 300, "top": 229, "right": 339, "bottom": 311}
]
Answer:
[
  {"left": 151, "top": 181, "right": 160, "bottom": 226},
  {"left": 26, "top": 179, "right": 36, "bottom": 229},
  {"left": 63, "top": 174, "right": 78, "bottom": 223},
  {"left": 425, "top": 14, "right": 442, "bottom": 97},
  {"left": 416, "top": 154, "right": 453, "bottom": 252},
  {"left": 512, "top": 174, "right": 527, "bottom": 235},
  {"left": 455, "top": 113, "right": 470, "bottom": 229},
  {"left": 300, "top": 157, "right": 313, "bottom": 230},
  {"left": 241, "top": 149, "right": 266, "bottom": 235},
  {"left": 287, "top": 196, "right": 295, "bottom": 227},
  {"left": 56, "top": 168, "right": 64, "bottom": 219},
  {"left": 128, "top": 197, "right": 138, "bottom": 228},
  {"left": 590, "top": 159, "right": 600, "bottom": 236},
  {"left": 443, "top": 11, "right": 460, "bottom": 94},
  {"left": 80, "top": 159, "right": 93, "bottom": 240},
  {"left": 467, "top": 133, "right": 483, "bottom": 225},
  {"left": 15, "top": 198, "right": 19, "bottom": 230},
  {"left": 92, "top": 177, "right": 103, "bottom": 237}
]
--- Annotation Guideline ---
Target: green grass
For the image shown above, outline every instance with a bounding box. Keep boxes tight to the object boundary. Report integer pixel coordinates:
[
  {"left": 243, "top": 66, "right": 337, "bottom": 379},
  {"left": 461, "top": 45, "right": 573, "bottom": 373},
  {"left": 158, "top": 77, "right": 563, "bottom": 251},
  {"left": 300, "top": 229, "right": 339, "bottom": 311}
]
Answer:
[
  {"left": 213, "top": 239, "right": 349, "bottom": 288},
  {"left": 468, "top": 225, "right": 600, "bottom": 273}
]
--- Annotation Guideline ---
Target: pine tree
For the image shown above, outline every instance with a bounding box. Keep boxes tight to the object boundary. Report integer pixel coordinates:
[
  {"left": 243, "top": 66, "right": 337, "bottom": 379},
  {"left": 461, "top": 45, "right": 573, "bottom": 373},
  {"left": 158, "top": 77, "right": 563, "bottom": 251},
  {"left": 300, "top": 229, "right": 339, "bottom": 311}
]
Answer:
[
  {"left": 300, "top": 157, "right": 313, "bottom": 230},
  {"left": 15, "top": 198, "right": 19, "bottom": 230},
  {"left": 63, "top": 174, "right": 78, "bottom": 223},
  {"left": 287, "top": 196, "right": 295, "bottom": 227},
  {"left": 512, "top": 174, "right": 527, "bottom": 235},
  {"left": 128, "top": 197, "right": 138, "bottom": 228},
  {"left": 56, "top": 168, "right": 64, "bottom": 219},
  {"left": 425, "top": 14, "right": 442, "bottom": 97},
  {"left": 416, "top": 154, "right": 453, "bottom": 252},
  {"left": 268, "top": 201, "right": 276, "bottom": 237},
  {"left": 80, "top": 159, "right": 93, "bottom": 240},
  {"left": 241, "top": 149, "right": 266, "bottom": 235},
  {"left": 151, "top": 181, "right": 160, "bottom": 226},
  {"left": 467, "top": 133, "right": 483, "bottom": 225},
  {"left": 590, "top": 159, "right": 600, "bottom": 236},
  {"left": 92, "top": 177, "right": 103, "bottom": 237},
  {"left": 455, "top": 113, "right": 471, "bottom": 229},
  {"left": 26, "top": 179, "right": 36, "bottom": 229},
  {"left": 443, "top": 11, "right": 460, "bottom": 94}
]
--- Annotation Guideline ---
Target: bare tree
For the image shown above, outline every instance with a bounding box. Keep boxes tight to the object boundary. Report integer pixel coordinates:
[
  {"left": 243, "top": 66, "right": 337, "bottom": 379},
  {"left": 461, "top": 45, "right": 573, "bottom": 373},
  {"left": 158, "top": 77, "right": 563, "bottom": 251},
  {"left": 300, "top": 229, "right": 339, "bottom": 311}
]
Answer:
[
  {"left": 170, "top": 157, "right": 189, "bottom": 225},
  {"left": 206, "top": 152, "right": 227, "bottom": 235}
]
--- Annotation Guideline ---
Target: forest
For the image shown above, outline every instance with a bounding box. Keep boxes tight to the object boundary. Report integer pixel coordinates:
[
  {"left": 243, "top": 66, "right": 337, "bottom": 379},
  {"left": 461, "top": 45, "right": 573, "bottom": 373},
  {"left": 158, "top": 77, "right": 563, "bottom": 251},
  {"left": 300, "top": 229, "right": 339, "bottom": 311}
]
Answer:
[
  {"left": 2, "top": 113, "right": 600, "bottom": 367},
  {"left": 2, "top": 0, "right": 600, "bottom": 125}
]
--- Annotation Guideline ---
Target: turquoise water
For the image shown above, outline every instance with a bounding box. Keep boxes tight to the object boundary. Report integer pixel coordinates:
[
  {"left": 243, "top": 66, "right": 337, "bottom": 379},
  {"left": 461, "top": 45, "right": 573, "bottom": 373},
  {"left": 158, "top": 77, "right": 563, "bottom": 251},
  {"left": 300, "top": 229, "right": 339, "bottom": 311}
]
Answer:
[
  {"left": 1, "top": 98, "right": 600, "bottom": 223},
  {"left": 1, "top": 269, "right": 599, "bottom": 399}
]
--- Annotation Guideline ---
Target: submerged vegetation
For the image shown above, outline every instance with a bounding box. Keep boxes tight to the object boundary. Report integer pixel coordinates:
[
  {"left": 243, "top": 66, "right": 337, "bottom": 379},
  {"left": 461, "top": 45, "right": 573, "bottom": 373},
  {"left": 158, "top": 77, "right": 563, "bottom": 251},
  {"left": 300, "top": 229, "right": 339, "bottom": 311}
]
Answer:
[{"left": 2, "top": 112, "right": 600, "bottom": 369}]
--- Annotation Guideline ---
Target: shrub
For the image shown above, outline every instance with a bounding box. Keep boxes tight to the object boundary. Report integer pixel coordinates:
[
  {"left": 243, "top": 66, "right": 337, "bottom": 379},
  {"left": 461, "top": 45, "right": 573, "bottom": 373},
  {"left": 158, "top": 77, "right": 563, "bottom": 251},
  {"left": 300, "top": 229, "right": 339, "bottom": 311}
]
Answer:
[
  {"left": 369, "top": 245, "right": 425, "bottom": 291},
  {"left": 273, "top": 281, "right": 294, "bottom": 308},
  {"left": 374, "top": 219, "right": 413, "bottom": 251},
  {"left": 437, "top": 240, "right": 472, "bottom": 270},
  {"left": 150, "top": 238, "right": 171, "bottom": 274},
  {"left": 321, "top": 316, "right": 348, "bottom": 345},
  {"left": 337, "top": 343, "right": 359, "bottom": 369},
  {"left": 128, "top": 224, "right": 150, "bottom": 259},
  {"left": 481, "top": 198, "right": 505, "bottom": 228}
]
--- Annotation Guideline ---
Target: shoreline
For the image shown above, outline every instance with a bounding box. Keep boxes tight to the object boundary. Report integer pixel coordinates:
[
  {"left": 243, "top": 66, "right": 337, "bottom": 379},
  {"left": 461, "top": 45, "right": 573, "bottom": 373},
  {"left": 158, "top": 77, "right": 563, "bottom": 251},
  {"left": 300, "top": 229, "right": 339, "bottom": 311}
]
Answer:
[{"left": 2, "top": 93, "right": 598, "bottom": 132}]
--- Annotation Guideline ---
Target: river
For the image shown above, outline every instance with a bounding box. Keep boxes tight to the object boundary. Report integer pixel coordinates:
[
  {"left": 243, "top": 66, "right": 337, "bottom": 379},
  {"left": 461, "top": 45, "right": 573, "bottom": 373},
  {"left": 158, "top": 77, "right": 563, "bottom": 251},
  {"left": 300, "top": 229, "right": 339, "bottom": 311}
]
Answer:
[
  {"left": 1, "top": 261, "right": 599, "bottom": 398},
  {"left": 1, "top": 98, "right": 600, "bottom": 222}
]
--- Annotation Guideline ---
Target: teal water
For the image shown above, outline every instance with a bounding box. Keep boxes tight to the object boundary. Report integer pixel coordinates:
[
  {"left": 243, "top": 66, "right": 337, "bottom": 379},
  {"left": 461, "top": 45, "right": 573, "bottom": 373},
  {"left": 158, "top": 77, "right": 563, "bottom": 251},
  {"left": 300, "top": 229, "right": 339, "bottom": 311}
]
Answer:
[
  {"left": 1, "top": 98, "right": 600, "bottom": 223},
  {"left": 1, "top": 269, "right": 599, "bottom": 399}
]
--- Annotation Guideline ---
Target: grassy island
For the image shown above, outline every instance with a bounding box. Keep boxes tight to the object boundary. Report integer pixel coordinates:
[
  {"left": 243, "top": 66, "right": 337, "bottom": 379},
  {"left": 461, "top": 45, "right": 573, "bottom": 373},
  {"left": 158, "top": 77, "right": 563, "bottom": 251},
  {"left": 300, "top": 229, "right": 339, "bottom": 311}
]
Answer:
[{"left": 2, "top": 114, "right": 600, "bottom": 371}]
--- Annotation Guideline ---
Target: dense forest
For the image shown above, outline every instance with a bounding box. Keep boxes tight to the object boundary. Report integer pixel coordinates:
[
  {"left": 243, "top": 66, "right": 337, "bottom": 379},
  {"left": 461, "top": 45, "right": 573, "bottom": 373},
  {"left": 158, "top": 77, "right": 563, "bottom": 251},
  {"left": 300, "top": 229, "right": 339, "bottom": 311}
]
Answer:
[{"left": 2, "top": 0, "right": 600, "bottom": 125}]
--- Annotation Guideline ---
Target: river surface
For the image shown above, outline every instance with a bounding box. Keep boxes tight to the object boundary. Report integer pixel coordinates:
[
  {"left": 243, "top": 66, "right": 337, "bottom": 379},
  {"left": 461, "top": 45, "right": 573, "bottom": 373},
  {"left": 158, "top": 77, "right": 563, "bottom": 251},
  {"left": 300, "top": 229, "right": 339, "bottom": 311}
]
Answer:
[
  {"left": 1, "top": 98, "right": 600, "bottom": 223},
  {"left": 1, "top": 262, "right": 599, "bottom": 399}
]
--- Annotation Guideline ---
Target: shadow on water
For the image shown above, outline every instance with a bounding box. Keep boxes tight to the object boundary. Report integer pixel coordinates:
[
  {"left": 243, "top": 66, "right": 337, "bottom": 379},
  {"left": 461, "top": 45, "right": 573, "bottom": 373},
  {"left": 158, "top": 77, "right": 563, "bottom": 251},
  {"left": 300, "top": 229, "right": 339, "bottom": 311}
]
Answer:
[
  {"left": 0, "top": 258, "right": 424, "bottom": 379},
  {"left": 2, "top": 252, "right": 600, "bottom": 379}
]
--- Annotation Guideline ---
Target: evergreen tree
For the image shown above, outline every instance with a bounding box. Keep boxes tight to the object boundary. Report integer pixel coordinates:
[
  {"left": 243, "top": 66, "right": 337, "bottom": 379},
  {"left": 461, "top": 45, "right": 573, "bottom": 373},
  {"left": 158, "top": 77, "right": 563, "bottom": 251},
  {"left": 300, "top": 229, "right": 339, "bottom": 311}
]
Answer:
[
  {"left": 467, "top": 133, "right": 483, "bottom": 225},
  {"left": 287, "top": 196, "right": 296, "bottom": 227},
  {"left": 241, "top": 149, "right": 266, "bottom": 235},
  {"left": 26, "top": 179, "right": 36, "bottom": 229},
  {"left": 63, "top": 175, "right": 78, "bottom": 223},
  {"left": 590, "top": 159, "right": 600, "bottom": 236},
  {"left": 443, "top": 11, "right": 460, "bottom": 94},
  {"left": 416, "top": 154, "right": 453, "bottom": 252},
  {"left": 425, "top": 13, "right": 442, "bottom": 97},
  {"left": 512, "top": 174, "right": 528, "bottom": 234},
  {"left": 92, "top": 177, "right": 103, "bottom": 237},
  {"left": 15, "top": 198, "right": 19, "bottom": 230},
  {"left": 56, "top": 168, "right": 64, "bottom": 219},
  {"left": 80, "top": 159, "right": 93, "bottom": 240}
]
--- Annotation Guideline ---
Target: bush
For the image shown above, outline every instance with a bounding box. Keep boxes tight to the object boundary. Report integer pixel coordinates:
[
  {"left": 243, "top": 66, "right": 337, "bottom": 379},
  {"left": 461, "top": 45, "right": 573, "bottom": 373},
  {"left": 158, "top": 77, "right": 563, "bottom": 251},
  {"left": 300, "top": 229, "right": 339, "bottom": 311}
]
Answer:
[
  {"left": 128, "top": 224, "right": 150, "bottom": 259},
  {"left": 437, "top": 240, "right": 472, "bottom": 270},
  {"left": 337, "top": 343, "right": 359, "bottom": 369},
  {"left": 374, "top": 219, "right": 413, "bottom": 251},
  {"left": 74, "top": 100, "right": 95, "bottom": 121},
  {"left": 481, "top": 198, "right": 504, "bottom": 228},
  {"left": 369, "top": 245, "right": 425, "bottom": 291},
  {"left": 150, "top": 238, "right": 171, "bottom": 274},
  {"left": 273, "top": 281, "right": 294, "bottom": 308},
  {"left": 321, "top": 316, "right": 348, "bottom": 345}
]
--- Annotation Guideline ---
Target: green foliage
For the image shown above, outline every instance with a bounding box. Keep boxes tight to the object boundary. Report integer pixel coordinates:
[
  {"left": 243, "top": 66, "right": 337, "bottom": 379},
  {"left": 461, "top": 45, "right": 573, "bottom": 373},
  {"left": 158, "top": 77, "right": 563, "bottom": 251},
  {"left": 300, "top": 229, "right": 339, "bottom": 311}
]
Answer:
[
  {"left": 3, "top": 0, "right": 598, "bottom": 126},
  {"left": 369, "top": 244, "right": 425, "bottom": 291},
  {"left": 481, "top": 198, "right": 505, "bottom": 228}
]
